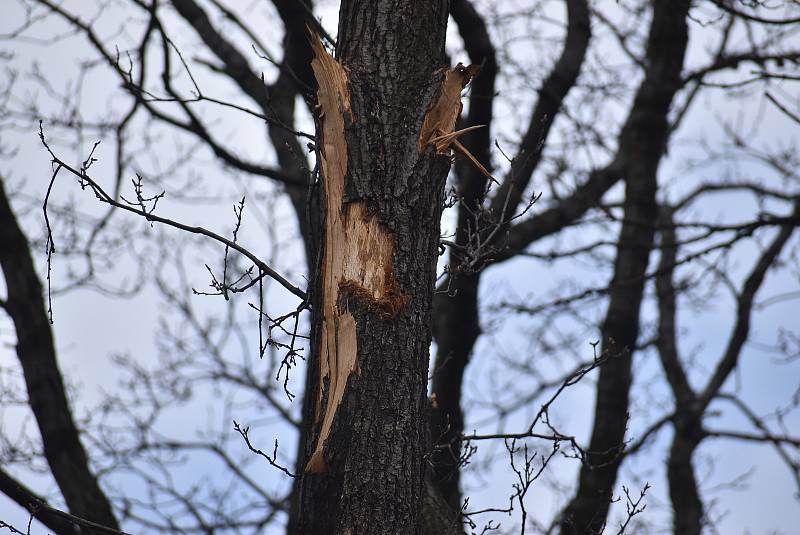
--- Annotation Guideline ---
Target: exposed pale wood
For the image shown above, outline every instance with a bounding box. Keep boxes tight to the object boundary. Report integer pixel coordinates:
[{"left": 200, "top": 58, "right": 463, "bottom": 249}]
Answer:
[
  {"left": 418, "top": 64, "right": 499, "bottom": 185},
  {"left": 306, "top": 36, "right": 409, "bottom": 473},
  {"left": 418, "top": 63, "right": 479, "bottom": 153},
  {"left": 451, "top": 138, "right": 498, "bottom": 184}
]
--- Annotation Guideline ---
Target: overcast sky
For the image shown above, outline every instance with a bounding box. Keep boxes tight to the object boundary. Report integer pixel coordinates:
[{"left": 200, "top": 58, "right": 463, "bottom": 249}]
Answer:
[{"left": 1, "top": 1, "right": 799, "bottom": 533}]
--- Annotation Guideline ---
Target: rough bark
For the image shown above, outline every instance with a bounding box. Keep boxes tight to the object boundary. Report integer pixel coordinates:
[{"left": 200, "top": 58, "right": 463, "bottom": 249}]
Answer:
[
  {"left": 0, "top": 179, "right": 119, "bottom": 534},
  {"left": 169, "top": 2, "right": 460, "bottom": 530},
  {"left": 558, "top": 2, "right": 691, "bottom": 533},
  {"left": 294, "top": 2, "right": 457, "bottom": 533}
]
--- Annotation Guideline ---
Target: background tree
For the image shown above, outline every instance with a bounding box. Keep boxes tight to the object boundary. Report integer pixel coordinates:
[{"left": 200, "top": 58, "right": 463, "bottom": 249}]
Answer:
[{"left": 1, "top": 1, "right": 799, "bottom": 534}]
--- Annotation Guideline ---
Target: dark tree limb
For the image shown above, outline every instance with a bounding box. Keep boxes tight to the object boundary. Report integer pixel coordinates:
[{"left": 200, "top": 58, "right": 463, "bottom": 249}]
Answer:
[
  {"left": 0, "top": 467, "right": 134, "bottom": 535},
  {"left": 429, "top": 0, "right": 591, "bottom": 516},
  {"left": 0, "top": 467, "right": 80, "bottom": 535},
  {"left": 655, "top": 206, "right": 704, "bottom": 535},
  {"left": 709, "top": 0, "right": 800, "bottom": 25},
  {"left": 558, "top": 2, "right": 692, "bottom": 533},
  {"left": 655, "top": 207, "right": 696, "bottom": 409},
  {"left": 428, "top": 0, "right": 498, "bottom": 515},
  {"left": 652, "top": 195, "right": 798, "bottom": 535},
  {"left": 31, "top": 0, "right": 300, "bottom": 186},
  {"left": 38, "top": 130, "right": 308, "bottom": 301},
  {"left": 0, "top": 178, "right": 120, "bottom": 533},
  {"left": 490, "top": 0, "right": 591, "bottom": 221},
  {"left": 698, "top": 197, "right": 800, "bottom": 410}
]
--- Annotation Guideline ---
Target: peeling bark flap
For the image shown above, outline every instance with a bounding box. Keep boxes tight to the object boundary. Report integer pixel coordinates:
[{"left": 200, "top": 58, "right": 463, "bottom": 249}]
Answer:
[
  {"left": 417, "top": 63, "right": 498, "bottom": 183},
  {"left": 418, "top": 63, "right": 480, "bottom": 153},
  {"left": 306, "top": 35, "right": 409, "bottom": 473}
]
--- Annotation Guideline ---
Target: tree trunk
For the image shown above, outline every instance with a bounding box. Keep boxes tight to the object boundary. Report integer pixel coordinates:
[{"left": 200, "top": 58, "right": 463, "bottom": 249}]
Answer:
[
  {"left": 668, "top": 418, "right": 704, "bottom": 535},
  {"left": 656, "top": 207, "right": 704, "bottom": 535},
  {"left": 295, "top": 2, "right": 469, "bottom": 533},
  {"left": 429, "top": 0, "right": 590, "bottom": 515},
  {"left": 428, "top": 1, "right": 496, "bottom": 515},
  {"left": 558, "top": 2, "right": 691, "bottom": 533}
]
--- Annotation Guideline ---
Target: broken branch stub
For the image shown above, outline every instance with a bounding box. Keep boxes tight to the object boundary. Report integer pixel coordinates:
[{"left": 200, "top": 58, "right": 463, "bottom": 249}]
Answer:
[
  {"left": 306, "top": 35, "right": 410, "bottom": 473},
  {"left": 418, "top": 63, "right": 480, "bottom": 153},
  {"left": 419, "top": 64, "right": 499, "bottom": 184}
]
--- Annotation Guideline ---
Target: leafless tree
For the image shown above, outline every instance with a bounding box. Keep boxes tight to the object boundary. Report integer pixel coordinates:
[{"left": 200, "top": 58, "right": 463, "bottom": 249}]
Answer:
[{"left": 1, "top": 1, "right": 799, "bottom": 534}]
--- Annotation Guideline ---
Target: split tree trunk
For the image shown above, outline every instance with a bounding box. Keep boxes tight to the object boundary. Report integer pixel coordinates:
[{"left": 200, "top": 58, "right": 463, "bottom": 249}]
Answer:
[{"left": 295, "top": 2, "right": 470, "bottom": 533}]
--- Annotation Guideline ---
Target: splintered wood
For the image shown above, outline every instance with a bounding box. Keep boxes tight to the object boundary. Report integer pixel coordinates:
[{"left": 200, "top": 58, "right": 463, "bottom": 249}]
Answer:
[
  {"left": 419, "top": 63, "right": 498, "bottom": 183},
  {"left": 418, "top": 63, "right": 480, "bottom": 153},
  {"left": 306, "top": 36, "right": 409, "bottom": 473}
]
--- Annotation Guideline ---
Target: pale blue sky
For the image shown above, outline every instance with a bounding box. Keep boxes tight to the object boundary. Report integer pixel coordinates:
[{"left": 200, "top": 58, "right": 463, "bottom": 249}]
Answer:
[{"left": 1, "top": 1, "right": 798, "bottom": 533}]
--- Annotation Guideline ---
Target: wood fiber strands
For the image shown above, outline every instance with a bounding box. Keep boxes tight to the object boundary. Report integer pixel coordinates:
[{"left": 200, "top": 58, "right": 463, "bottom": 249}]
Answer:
[
  {"left": 306, "top": 37, "right": 408, "bottom": 473},
  {"left": 306, "top": 35, "right": 479, "bottom": 474}
]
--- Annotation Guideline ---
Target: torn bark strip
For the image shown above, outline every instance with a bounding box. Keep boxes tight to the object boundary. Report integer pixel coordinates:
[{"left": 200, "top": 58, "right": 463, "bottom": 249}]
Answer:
[
  {"left": 418, "top": 63, "right": 480, "bottom": 153},
  {"left": 418, "top": 63, "right": 498, "bottom": 183},
  {"left": 306, "top": 35, "right": 409, "bottom": 473}
]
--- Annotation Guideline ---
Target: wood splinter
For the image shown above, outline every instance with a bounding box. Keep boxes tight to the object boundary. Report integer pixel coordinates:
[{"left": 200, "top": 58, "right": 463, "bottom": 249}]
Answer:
[
  {"left": 419, "top": 63, "right": 499, "bottom": 185},
  {"left": 430, "top": 125, "right": 498, "bottom": 184},
  {"left": 306, "top": 40, "right": 496, "bottom": 474},
  {"left": 305, "top": 33, "right": 410, "bottom": 474}
]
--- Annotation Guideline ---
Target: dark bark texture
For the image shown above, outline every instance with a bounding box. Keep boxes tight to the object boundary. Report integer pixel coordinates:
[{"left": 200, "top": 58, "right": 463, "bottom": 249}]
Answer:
[
  {"left": 295, "top": 2, "right": 452, "bottom": 534},
  {"left": 0, "top": 179, "right": 119, "bottom": 534},
  {"left": 558, "top": 1, "right": 691, "bottom": 533}
]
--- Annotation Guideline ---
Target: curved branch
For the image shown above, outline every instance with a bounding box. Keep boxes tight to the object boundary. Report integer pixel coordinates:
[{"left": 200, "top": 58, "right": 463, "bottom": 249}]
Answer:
[
  {"left": 39, "top": 126, "right": 308, "bottom": 301},
  {"left": 709, "top": 0, "right": 800, "bottom": 25},
  {"left": 698, "top": 198, "right": 800, "bottom": 409},
  {"left": 490, "top": 0, "right": 591, "bottom": 220}
]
